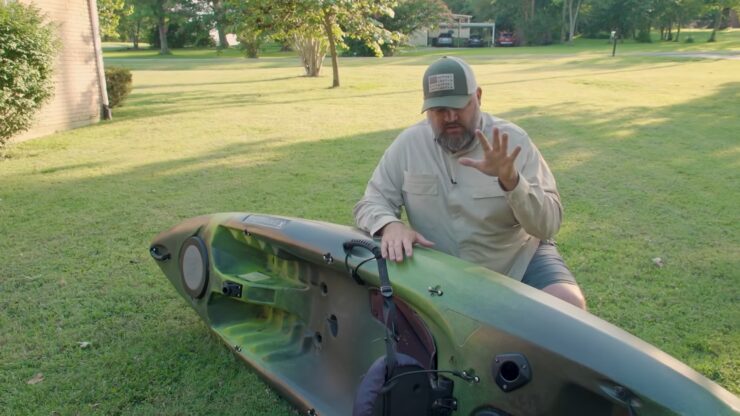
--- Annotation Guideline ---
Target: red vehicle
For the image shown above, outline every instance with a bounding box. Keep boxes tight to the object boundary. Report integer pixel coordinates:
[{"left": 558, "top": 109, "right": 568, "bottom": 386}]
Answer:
[{"left": 497, "top": 31, "right": 518, "bottom": 46}]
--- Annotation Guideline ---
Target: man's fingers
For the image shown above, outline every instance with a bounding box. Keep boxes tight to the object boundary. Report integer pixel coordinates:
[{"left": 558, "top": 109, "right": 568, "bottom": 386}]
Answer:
[
  {"left": 403, "top": 238, "right": 414, "bottom": 258},
  {"left": 415, "top": 232, "right": 435, "bottom": 247},
  {"left": 381, "top": 225, "right": 434, "bottom": 263},
  {"left": 491, "top": 128, "right": 500, "bottom": 152},
  {"left": 501, "top": 133, "right": 509, "bottom": 154},
  {"left": 458, "top": 157, "right": 481, "bottom": 169},
  {"left": 391, "top": 240, "right": 404, "bottom": 262},
  {"left": 475, "top": 130, "right": 491, "bottom": 151},
  {"left": 510, "top": 145, "right": 522, "bottom": 161}
]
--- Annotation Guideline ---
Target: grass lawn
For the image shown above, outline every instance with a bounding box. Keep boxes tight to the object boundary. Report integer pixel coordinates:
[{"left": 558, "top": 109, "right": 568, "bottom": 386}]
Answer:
[{"left": 1, "top": 32, "right": 738, "bottom": 414}]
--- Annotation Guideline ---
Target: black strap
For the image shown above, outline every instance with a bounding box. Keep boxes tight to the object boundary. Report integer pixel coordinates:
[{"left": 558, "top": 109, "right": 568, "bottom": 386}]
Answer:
[{"left": 343, "top": 241, "right": 399, "bottom": 377}]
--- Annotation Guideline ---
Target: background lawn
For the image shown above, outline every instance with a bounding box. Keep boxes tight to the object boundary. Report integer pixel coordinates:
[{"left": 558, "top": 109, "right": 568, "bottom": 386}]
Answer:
[{"left": 1, "top": 32, "right": 738, "bottom": 415}]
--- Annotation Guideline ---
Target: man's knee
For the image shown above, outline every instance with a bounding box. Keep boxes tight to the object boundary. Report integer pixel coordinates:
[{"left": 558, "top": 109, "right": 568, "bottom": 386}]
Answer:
[{"left": 542, "top": 283, "right": 587, "bottom": 310}]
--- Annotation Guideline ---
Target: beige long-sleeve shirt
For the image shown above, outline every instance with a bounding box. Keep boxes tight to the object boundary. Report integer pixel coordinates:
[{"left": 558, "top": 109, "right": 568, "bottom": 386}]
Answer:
[{"left": 353, "top": 113, "right": 562, "bottom": 280}]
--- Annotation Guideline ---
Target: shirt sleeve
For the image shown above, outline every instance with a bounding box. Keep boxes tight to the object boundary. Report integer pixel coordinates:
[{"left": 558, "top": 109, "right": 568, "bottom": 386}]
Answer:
[
  {"left": 503, "top": 134, "right": 563, "bottom": 240},
  {"left": 353, "top": 141, "right": 406, "bottom": 236}
]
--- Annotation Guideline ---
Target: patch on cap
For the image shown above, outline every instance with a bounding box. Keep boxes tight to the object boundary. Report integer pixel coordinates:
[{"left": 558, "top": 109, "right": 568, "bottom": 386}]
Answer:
[{"left": 428, "top": 73, "right": 455, "bottom": 93}]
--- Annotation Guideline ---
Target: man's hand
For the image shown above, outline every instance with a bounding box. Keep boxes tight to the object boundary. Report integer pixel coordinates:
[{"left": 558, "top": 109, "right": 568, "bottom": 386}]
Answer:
[
  {"left": 459, "top": 128, "right": 521, "bottom": 191},
  {"left": 380, "top": 222, "right": 434, "bottom": 262}
]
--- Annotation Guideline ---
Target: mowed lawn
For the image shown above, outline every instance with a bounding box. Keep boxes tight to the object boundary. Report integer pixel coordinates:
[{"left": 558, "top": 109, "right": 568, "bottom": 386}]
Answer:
[{"left": 1, "top": 33, "right": 739, "bottom": 414}]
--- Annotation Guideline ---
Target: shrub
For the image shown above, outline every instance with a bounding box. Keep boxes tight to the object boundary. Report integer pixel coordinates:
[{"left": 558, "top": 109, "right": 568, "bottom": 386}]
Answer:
[
  {"left": 105, "top": 66, "right": 132, "bottom": 108},
  {"left": 635, "top": 29, "right": 653, "bottom": 43},
  {"left": 0, "top": 3, "right": 57, "bottom": 147},
  {"left": 684, "top": 36, "right": 694, "bottom": 43}
]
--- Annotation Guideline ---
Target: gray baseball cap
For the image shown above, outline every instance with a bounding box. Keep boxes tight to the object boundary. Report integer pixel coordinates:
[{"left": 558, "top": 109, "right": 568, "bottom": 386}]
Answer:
[{"left": 421, "top": 56, "right": 478, "bottom": 112}]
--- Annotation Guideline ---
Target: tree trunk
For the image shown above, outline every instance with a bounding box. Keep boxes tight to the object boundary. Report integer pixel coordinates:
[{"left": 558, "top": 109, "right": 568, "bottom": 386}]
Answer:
[
  {"left": 216, "top": 24, "right": 229, "bottom": 49},
  {"left": 322, "top": 11, "right": 340, "bottom": 88},
  {"left": 560, "top": 0, "right": 567, "bottom": 43},
  {"left": 675, "top": 23, "right": 681, "bottom": 42},
  {"left": 518, "top": 0, "right": 531, "bottom": 45},
  {"left": 158, "top": 15, "right": 169, "bottom": 54},
  {"left": 568, "top": 0, "right": 581, "bottom": 45},
  {"left": 531, "top": 0, "right": 536, "bottom": 19},
  {"left": 567, "top": 0, "right": 582, "bottom": 45},
  {"left": 294, "top": 35, "right": 326, "bottom": 76},
  {"left": 708, "top": 8, "right": 722, "bottom": 42},
  {"left": 212, "top": 0, "right": 229, "bottom": 49},
  {"left": 132, "top": 20, "right": 140, "bottom": 49}
]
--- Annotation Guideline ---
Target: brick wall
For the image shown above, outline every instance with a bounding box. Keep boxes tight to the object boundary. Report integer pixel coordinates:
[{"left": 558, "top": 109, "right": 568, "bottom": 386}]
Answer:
[{"left": 13, "top": 0, "right": 107, "bottom": 142}]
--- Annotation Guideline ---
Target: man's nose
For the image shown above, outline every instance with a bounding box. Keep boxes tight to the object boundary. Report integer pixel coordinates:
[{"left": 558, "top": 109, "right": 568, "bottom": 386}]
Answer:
[{"left": 443, "top": 109, "right": 458, "bottom": 122}]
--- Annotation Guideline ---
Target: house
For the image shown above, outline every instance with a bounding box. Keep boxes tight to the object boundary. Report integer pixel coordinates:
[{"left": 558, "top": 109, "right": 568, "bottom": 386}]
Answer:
[
  {"left": 10, "top": 0, "right": 109, "bottom": 142},
  {"left": 408, "top": 14, "right": 496, "bottom": 47}
]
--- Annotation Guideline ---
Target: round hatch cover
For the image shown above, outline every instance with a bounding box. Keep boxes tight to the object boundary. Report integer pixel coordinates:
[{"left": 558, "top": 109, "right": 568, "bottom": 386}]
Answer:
[{"left": 180, "top": 236, "right": 209, "bottom": 298}]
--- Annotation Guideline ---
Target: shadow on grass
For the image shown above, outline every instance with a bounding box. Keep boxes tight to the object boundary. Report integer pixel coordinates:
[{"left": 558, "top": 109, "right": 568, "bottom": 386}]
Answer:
[
  {"left": 111, "top": 58, "right": 694, "bottom": 123},
  {"left": 105, "top": 56, "right": 302, "bottom": 71},
  {"left": 134, "top": 75, "right": 304, "bottom": 90}
]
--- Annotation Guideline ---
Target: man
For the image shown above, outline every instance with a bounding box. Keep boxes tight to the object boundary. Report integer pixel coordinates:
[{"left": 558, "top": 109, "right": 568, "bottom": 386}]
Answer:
[{"left": 353, "top": 56, "right": 586, "bottom": 309}]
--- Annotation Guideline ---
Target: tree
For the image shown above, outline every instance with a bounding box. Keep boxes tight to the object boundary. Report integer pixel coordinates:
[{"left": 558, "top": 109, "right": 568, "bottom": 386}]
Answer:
[
  {"left": 345, "top": 0, "right": 451, "bottom": 56},
  {"left": 224, "top": 0, "right": 395, "bottom": 87},
  {"left": 127, "top": 0, "right": 205, "bottom": 53},
  {"left": 579, "top": 0, "right": 647, "bottom": 40},
  {"left": 97, "top": 0, "right": 127, "bottom": 39},
  {"left": 383, "top": 0, "right": 451, "bottom": 54},
  {"left": 310, "top": 0, "right": 397, "bottom": 87},
  {"left": 294, "top": 33, "right": 327, "bottom": 78},
  {"left": 565, "top": 0, "right": 585, "bottom": 44},
  {"left": 209, "top": 0, "right": 230, "bottom": 49},
  {"left": 222, "top": 1, "right": 274, "bottom": 58},
  {"left": 705, "top": 0, "right": 740, "bottom": 41},
  {"left": 151, "top": 0, "right": 172, "bottom": 54},
  {"left": 118, "top": 0, "right": 149, "bottom": 49},
  {"left": 133, "top": 0, "right": 180, "bottom": 54},
  {"left": 671, "top": 0, "right": 704, "bottom": 41}
]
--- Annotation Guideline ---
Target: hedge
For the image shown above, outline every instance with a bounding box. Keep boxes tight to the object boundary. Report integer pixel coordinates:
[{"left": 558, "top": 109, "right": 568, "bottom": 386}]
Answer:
[
  {"left": 0, "top": 3, "right": 57, "bottom": 147},
  {"left": 105, "top": 66, "right": 132, "bottom": 108}
]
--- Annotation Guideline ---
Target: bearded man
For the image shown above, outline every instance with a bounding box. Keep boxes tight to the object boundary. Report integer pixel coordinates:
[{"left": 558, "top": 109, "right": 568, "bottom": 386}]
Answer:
[{"left": 353, "top": 56, "right": 586, "bottom": 309}]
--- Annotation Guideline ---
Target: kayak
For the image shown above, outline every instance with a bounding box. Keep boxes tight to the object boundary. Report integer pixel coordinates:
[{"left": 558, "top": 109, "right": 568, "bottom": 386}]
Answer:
[{"left": 150, "top": 213, "right": 739, "bottom": 416}]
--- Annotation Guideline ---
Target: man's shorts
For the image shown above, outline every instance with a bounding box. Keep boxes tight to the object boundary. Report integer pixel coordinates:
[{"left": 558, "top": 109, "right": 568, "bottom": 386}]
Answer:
[{"left": 521, "top": 240, "right": 578, "bottom": 289}]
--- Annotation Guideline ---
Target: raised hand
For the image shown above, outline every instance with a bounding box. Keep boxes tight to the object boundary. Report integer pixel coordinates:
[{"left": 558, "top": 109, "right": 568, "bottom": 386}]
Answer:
[{"left": 459, "top": 128, "right": 521, "bottom": 191}]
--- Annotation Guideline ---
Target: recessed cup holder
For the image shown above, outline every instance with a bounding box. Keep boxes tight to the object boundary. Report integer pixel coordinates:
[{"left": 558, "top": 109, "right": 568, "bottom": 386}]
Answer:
[{"left": 492, "top": 353, "right": 531, "bottom": 392}]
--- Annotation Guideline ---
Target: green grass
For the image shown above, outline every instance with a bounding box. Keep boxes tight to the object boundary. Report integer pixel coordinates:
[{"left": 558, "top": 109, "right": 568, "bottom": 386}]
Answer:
[
  {"left": 1, "top": 35, "right": 739, "bottom": 415},
  {"left": 102, "top": 28, "right": 740, "bottom": 61}
]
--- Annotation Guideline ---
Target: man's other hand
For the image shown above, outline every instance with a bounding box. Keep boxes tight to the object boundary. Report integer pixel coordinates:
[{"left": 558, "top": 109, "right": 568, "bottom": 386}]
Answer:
[
  {"left": 459, "top": 128, "right": 521, "bottom": 191},
  {"left": 379, "top": 222, "right": 434, "bottom": 262}
]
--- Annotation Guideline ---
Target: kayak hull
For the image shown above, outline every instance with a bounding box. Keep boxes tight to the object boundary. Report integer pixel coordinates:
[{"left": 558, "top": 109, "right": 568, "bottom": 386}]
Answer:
[{"left": 150, "top": 213, "right": 739, "bottom": 415}]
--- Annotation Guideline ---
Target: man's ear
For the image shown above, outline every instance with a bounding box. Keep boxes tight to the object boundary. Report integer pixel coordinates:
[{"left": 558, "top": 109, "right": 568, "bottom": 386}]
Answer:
[{"left": 476, "top": 87, "right": 482, "bottom": 104}]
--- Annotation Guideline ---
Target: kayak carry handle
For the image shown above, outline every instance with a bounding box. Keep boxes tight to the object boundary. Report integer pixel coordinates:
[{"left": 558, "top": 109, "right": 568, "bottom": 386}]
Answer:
[
  {"left": 343, "top": 239, "right": 382, "bottom": 259},
  {"left": 150, "top": 245, "right": 171, "bottom": 262},
  {"left": 343, "top": 239, "right": 391, "bottom": 297}
]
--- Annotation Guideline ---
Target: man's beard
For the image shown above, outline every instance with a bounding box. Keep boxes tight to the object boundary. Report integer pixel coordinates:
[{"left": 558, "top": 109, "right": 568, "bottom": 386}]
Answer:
[
  {"left": 432, "top": 110, "right": 480, "bottom": 154},
  {"left": 435, "top": 129, "right": 475, "bottom": 154}
]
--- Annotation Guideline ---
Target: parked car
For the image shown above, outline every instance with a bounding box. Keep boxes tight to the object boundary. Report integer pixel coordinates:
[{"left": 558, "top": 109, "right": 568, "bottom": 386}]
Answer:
[
  {"left": 497, "top": 31, "right": 518, "bottom": 46},
  {"left": 467, "top": 35, "right": 484, "bottom": 47},
  {"left": 436, "top": 32, "right": 453, "bottom": 47}
]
